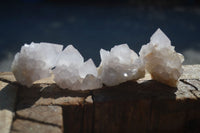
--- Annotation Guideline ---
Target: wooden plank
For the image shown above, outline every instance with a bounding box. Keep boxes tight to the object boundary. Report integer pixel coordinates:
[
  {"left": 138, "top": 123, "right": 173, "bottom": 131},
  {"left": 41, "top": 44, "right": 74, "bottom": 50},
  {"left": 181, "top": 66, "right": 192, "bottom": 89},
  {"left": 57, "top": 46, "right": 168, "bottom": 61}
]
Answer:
[
  {"left": 0, "top": 81, "right": 18, "bottom": 133},
  {"left": 63, "top": 104, "right": 83, "bottom": 133},
  {"left": 82, "top": 95, "right": 94, "bottom": 133},
  {"left": 0, "top": 65, "right": 199, "bottom": 133},
  {"left": 16, "top": 83, "right": 87, "bottom": 109},
  {"left": 15, "top": 81, "right": 89, "bottom": 133},
  {"left": 11, "top": 119, "right": 62, "bottom": 133},
  {"left": 181, "top": 65, "right": 200, "bottom": 79},
  {"left": 16, "top": 106, "right": 63, "bottom": 128},
  {"left": 0, "top": 72, "right": 16, "bottom": 83},
  {"left": 11, "top": 105, "right": 63, "bottom": 133},
  {"left": 92, "top": 79, "right": 200, "bottom": 132}
]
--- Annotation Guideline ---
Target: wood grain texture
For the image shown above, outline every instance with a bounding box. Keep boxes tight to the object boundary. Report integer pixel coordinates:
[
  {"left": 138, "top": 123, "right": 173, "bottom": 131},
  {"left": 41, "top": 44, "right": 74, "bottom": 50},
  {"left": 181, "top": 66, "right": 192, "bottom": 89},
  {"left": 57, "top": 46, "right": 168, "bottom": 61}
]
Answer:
[
  {"left": 11, "top": 119, "right": 62, "bottom": 133},
  {"left": 0, "top": 81, "right": 18, "bottom": 133},
  {"left": 0, "top": 65, "right": 200, "bottom": 133}
]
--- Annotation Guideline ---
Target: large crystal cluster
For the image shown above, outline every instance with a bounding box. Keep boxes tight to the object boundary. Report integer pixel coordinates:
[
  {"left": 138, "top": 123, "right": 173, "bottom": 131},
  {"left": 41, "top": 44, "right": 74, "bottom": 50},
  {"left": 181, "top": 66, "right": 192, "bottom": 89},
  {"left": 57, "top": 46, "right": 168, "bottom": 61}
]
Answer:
[
  {"left": 52, "top": 45, "right": 102, "bottom": 90},
  {"left": 139, "top": 29, "right": 184, "bottom": 87},
  {"left": 11, "top": 42, "right": 63, "bottom": 87},
  {"left": 98, "top": 44, "right": 145, "bottom": 86}
]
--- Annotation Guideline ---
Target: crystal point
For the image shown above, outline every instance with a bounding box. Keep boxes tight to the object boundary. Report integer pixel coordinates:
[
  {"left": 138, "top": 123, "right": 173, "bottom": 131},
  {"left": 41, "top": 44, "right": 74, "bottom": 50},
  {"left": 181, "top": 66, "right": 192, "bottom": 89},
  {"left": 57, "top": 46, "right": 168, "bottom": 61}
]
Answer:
[{"left": 150, "top": 28, "right": 171, "bottom": 47}]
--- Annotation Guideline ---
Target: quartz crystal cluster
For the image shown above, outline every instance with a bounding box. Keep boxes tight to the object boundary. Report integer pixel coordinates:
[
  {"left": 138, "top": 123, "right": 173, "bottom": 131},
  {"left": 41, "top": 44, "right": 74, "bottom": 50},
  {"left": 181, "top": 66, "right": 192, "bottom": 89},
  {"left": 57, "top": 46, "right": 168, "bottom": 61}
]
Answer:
[
  {"left": 52, "top": 45, "right": 102, "bottom": 90},
  {"left": 98, "top": 44, "right": 145, "bottom": 86},
  {"left": 139, "top": 29, "right": 184, "bottom": 87},
  {"left": 11, "top": 42, "right": 63, "bottom": 87},
  {"left": 11, "top": 28, "right": 184, "bottom": 90}
]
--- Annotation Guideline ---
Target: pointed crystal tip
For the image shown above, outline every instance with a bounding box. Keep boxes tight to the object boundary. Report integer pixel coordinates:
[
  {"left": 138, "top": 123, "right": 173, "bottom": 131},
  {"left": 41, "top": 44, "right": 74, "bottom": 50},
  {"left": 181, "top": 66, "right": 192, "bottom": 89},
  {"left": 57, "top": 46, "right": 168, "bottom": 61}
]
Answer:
[{"left": 150, "top": 28, "right": 171, "bottom": 47}]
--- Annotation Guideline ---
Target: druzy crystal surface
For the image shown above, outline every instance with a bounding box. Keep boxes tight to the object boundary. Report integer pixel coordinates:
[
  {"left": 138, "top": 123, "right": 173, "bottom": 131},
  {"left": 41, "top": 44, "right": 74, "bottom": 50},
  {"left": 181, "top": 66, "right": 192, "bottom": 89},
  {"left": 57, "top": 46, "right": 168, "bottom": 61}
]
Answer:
[
  {"left": 11, "top": 42, "right": 63, "bottom": 87},
  {"left": 98, "top": 44, "right": 145, "bottom": 86},
  {"left": 52, "top": 45, "right": 102, "bottom": 90},
  {"left": 139, "top": 29, "right": 184, "bottom": 87}
]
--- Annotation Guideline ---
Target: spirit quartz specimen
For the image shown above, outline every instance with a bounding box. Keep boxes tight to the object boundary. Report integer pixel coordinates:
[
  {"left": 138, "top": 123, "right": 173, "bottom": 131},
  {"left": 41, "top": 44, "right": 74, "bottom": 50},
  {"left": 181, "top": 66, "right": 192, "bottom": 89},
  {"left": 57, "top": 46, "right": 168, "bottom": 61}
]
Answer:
[
  {"left": 98, "top": 44, "right": 145, "bottom": 86},
  {"left": 11, "top": 42, "right": 63, "bottom": 87},
  {"left": 52, "top": 45, "right": 102, "bottom": 90},
  {"left": 139, "top": 28, "right": 184, "bottom": 87}
]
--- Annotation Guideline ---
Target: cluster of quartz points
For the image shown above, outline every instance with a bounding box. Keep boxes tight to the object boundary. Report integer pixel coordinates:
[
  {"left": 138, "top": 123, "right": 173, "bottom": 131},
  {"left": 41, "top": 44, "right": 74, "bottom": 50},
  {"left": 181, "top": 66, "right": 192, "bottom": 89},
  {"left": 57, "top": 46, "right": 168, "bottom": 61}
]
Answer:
[{"left": 11, "top": 28, "right": 184, "bottom": 90}]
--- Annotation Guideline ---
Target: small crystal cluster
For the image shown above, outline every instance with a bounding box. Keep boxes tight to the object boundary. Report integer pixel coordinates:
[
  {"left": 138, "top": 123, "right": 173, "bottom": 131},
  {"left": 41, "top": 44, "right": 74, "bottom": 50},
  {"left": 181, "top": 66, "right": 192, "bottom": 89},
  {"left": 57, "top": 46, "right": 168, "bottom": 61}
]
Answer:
[
  {"left": 11, "top": 28, "right": 184, "bottom": 90},
  {"left": 52, "top": 45, "right": 102, "bottom": 90},
  {"left": 98, "top": 44, "right": 145, "bottom": 86},
  {"left": 11, "top": 42, "right": 63, "bottom": 87},
  {"left": 139, "top": 29, "right": 184, "bottom": 87}
]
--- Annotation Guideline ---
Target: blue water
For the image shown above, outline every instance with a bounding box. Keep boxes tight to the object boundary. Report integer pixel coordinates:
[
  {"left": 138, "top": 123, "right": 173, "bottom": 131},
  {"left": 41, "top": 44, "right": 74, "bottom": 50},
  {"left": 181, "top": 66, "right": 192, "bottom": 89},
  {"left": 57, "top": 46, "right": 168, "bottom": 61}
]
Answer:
[{"left": 0, "top": 3, "right": 200, "bottom": 71}]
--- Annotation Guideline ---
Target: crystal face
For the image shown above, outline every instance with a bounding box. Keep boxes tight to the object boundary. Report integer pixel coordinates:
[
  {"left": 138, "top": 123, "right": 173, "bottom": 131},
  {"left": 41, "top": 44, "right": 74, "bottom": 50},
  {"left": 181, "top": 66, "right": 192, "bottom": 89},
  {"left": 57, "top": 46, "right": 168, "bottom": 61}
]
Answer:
[
  {"left": 11, "top": 42, "right": 63, "bottom": 87},
  {"left": 139, "top": 28, "right": 184, "bottom": 87},
  {"left": 98, "top": 44, "right": 145, "bottom": 86},
  {"left": 52, "top": 45, "right": 102, "bottom": 90}
]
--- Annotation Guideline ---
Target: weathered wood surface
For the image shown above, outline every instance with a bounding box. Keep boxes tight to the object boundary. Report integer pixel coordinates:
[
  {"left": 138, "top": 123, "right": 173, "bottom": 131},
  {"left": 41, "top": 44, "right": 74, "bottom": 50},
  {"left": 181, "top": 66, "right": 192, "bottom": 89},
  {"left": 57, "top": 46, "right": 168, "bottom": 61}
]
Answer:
[
  {"left": 0, "top": 65, "right": 199, "bottom": 133},
  {"left": 11, "top": 105, "right": 63, "bottom": 133},
  {"left": 0, "top": 81, "right": 17, "bottom": 133}
]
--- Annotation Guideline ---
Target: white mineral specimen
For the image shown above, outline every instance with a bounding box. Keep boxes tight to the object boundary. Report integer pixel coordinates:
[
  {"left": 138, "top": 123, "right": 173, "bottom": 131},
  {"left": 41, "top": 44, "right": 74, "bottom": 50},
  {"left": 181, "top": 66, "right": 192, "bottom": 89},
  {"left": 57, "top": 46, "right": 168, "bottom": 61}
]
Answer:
[
  {"left": 11, "top": 42, "right": 63, "bottom": 87},
  {"left": 52, "top": 45, "right": 102, "bottom": 90},
  {"left": 98, "top": 44, "right": 145, "bottom": 86},
  {"left": 139, "top": 28, "right": 184, "bottom": 87}
]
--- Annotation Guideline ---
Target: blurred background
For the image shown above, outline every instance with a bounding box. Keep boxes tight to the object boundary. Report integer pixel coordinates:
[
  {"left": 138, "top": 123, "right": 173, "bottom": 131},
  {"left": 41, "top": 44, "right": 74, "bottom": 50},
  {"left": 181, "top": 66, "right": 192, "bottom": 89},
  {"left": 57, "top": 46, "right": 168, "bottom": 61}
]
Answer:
[{"left": 0, "top": 0, "right": 200, "bottom": 71}]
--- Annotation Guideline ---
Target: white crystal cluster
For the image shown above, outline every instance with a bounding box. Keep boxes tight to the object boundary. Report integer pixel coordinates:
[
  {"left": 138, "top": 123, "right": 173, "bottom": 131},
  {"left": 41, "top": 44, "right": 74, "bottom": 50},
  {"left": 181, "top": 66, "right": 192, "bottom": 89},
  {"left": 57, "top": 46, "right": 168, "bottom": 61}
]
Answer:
[
  {"left": 139, "top": 29, "right": 184, "bottom": 87},
  {"left": 11, "top": 28, "right": 184, "bottom": 90},
  {"left": 52, "top": 45, "right": 102, "bottom": 90},
  {"left": 98, "top": 44, "right": 145, "bottom": 86},
  {"left": 11, "top": 42, "right": 63, "bottom": 87}
]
